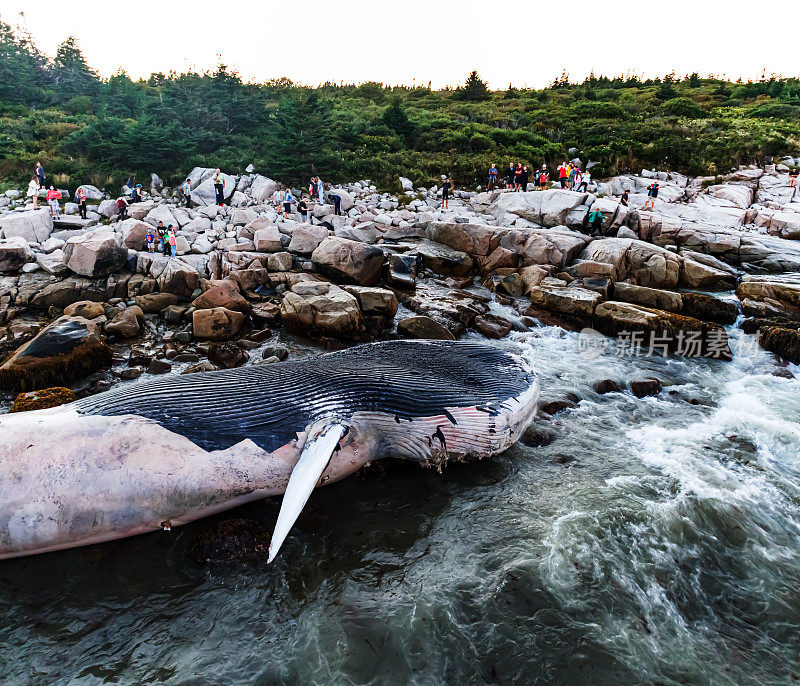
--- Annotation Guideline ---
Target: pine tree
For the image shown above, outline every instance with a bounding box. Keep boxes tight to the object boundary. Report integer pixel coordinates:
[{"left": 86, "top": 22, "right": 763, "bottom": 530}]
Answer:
[
  {"left": 52, "top": 36, "right": 99, "bottom": 100},
  {"left": 456, "top": 71, "right": 491, "bottom": 101},
  {"left": 382, "top": 96, "right": 415, "bottom": 136},
  {"left": 263, "top": 93, "right": 334, "bottom": 184}
]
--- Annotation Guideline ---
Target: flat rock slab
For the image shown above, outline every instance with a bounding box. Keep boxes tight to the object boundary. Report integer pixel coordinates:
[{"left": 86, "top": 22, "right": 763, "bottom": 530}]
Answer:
[{"left": 53, "top": 216, "right": 98, "bottom": 230}]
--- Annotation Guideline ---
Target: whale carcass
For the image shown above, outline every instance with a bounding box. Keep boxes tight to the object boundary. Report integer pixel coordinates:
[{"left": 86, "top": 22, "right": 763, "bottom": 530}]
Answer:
[{"left": 0, "top": 340, "right": 539, "bottom": 561}]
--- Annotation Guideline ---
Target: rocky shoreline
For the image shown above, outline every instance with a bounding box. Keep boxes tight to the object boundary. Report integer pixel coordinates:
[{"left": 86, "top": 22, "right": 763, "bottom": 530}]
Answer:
[{"left": 1, "top": 162, "right": 800, "bottom": 409}]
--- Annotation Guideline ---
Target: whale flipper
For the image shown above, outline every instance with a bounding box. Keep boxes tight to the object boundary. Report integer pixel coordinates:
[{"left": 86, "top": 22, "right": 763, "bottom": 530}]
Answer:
[{"left": 268, "top": 422, "right": 347, "bottom": 563}]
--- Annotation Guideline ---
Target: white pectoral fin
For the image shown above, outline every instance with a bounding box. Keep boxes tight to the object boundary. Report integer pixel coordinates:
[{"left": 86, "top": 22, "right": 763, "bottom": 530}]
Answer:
[{"left": 268, "top": 422, "right": 347, "bottom": 563}]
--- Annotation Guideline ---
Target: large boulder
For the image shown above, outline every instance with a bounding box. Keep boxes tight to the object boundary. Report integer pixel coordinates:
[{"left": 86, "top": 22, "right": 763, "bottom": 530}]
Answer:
[
  {"left": 134, "top": 292, "right": 179, "bottom": 313},
  {"left": 63, "top": 229, "right": 128, "bottom": 277},
  {"left": 413, "top": 240, "right": 473, "bottom": 276},
  {"left": 249, "top": 175, "right": 278, "bottom": 203},
  {"left": 191, "top": 172, "right": 236, "bottom": 206},
  {"left": 105, "top": 305, "right": 144, "bottom": 339},
  {"left": 76, "top": 184, "right": 103, "bottom": 200},
  {"left": 342, "top": 286, "right": 399, "bottom": 317},
  {"left": 0, "top": 315, "right": 112, "bottom": 392},
  {"left": 192, "top": 280, "right": 251, "bottom": 314},
  {"left": 0, "top": 236, "right": 32, "bottom": 273},
  {"left": 500, "top": 228, "right": 589, "bottom": 268},
  {"left": 528, "top": 282, "right": 602, "bottom": 318},
  {"left": 328, "top": 188, "right": 355, "bottom": 211},
  {"left": 144, "top": 204, "right": 178, "bottom": 228},
  {"left": 311, "top": 237, "right": 385, "bottom": 285},
  {"left": 280, "top": 281, "right": 364, "bottom": 339},
  {"left": 0, "top": 209, "right": 53, "bottom": 244},
  {"left": 192, "top": 307, "right": 245, "bottom": 340},
  {"left": 426, "top": 222, "right": 496, "bottom": 257},
  {"left": 397, "top": 315, "right": 455, "bottom": 340},
  {"left": 118, "top": 218, "right": 153, "bottom": 250},
  {"left": 594, "top": 301, "right": 731, "bottom": 359},
  {"left": 97, "top": 199, "right": 119, "bottom": 219},
  {"left": 580, "top": 237, "right": 681, "bottom": 288},
  {"left": 288, "top": 224, "right": 329, "bottom": 254},
  {"left": 736, "top": 276, "right": 800, "bottom": 317}
]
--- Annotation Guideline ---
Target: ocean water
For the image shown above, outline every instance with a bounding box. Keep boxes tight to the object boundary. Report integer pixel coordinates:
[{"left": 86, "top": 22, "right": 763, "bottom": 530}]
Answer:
[{"left": 1, "top": 319, "right": 799, "bottom": 684}]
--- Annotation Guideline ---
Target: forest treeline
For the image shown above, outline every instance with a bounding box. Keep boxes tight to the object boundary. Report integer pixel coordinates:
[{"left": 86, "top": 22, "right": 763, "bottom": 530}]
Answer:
[{"left": 1, "top": 22, "right": 799, "bottom": 193}]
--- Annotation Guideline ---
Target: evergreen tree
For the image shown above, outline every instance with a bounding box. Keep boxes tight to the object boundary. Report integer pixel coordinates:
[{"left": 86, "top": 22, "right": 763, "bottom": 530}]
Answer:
[
  {"left": 456, "top": 71, "right": 491, "bottom": 101},
  {"left": 51, "top": 36, "right": 99, "bottom": 100},
  {"left": 0, "top": 21, "right": 47, "bottom": 105},
  {"left": 262, "top": 92, "right": 333, "bottom": 183},
  {"left": 382, "top": 96, "right": 415, "bottom": 136}
]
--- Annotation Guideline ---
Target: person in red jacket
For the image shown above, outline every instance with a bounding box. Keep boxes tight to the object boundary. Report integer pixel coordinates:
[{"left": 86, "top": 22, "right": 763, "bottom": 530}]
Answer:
[{"left": 46, "top": 186, "right": 62, "bottom": 218}]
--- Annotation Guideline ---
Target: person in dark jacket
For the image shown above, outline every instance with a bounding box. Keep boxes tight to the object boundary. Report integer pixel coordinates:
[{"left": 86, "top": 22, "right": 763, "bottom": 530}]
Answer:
[
  {"left": 329, "top": 192, "right": 341, "bottom": 216},
  {"left": 213, "top": 169, "right": 225, "bottom": 206}
]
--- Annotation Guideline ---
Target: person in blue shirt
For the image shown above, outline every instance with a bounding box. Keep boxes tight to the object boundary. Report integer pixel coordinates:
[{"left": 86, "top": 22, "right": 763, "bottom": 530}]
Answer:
[
  {"left": 282, "top": 190, "right": 295, "bottom": 219},
  {"left": 488, "top": 164, "right": 498, "bottom": 191}
]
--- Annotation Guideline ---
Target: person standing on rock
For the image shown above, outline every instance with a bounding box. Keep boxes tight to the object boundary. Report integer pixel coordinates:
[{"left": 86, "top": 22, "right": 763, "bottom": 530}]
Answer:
[
  {"left": 298, "top": 196, "right": 309, "bottom": 222},
  {"left": 35, "top": 162, "right": 45, "bottom": 189},
  {"left": 558, "top": 162, "right": 568, "bottom": 188},
  {"left": 644, "top": 181, "right": 659, "bottom": 211},
  {"left": 506, "top": 163, "right": 515, "bottom": 191},
  {"left": 538, "top": 165, "right": 549, "bottom": 190},
  {"left": 521, "top": 165, "right": 530, "bottom": 192},
  {"left": 213, "top": 169, "right": 225, "bottom": 207},
  {"left": 789, "top": 168, "right": 797, "bottom": 188},
  {"left": 620, "top": 189, "right": 630, "bottom": 207},
  {"left": 488, "top": 164, "right": 498, "bottom": 191},
  {"left": 167, "top": 225, "right": 177, "bottom": 257},
  {"left": 514, "top": 164, "right": 523, "bottom": 192},
  {"left": 146, "top": 226, "right": 156, "bottom": 253},
  {"left": 282, "top": 189, "right": 295, "bottom": 219},
  {"left": 27, "top": 176, "right": 40, "bottom": 210},
  {"left": 46, "top": 186, "right": 62, "bottom": 218},
  {"left": 316, "top": 177, "right": 324, "bottom": 203},
  {"left": 180, "top": 178, "right": 192, "bottom": 207},
  {"left": 577, "top": 170, "right": 590, "bottom": 191},
  {"left": 126, "top": 175, "right": 136, "bottom": 191},
  {"left": 76, "top": 187, "right": 88, "bottom": 219},
  {"left": 308, "top": 177, "right": 317, "bottom": 198},
  {"left": 441, "top": 176, "right": 452, "bottom": 209},
  {"left": 568, "top": 163, "right": 578, "bottom": 190}
]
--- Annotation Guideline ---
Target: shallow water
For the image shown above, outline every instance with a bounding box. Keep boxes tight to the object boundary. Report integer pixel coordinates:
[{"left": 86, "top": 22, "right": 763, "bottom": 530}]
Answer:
[{"left": 2, "top": 316, "right": 800, "bottom": 684}]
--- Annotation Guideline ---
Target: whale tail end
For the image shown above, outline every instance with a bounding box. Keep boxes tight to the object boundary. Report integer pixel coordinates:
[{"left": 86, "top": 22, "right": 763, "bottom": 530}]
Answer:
[{"left": 268, "top": 422, "right": 346, "bottom": 563}]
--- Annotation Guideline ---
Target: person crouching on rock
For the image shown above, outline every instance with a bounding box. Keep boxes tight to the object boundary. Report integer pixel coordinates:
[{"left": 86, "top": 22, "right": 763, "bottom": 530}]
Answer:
[
  {"left": 282, "top": 189, "right": 295, "bottom": 219},
  {"left": 442, "top": 176, "right": 451, "bottom": 209},
  {"left": 46, "top": 186, "right": 62, "bottom": 218},
  {"left": 146, "top": 227, "right": 156, "bottom": 253},
  {"left": 213, "top": 169, "right": 225, "bottom": 206},
  {"left": 76, "top": 187, "right": 88, "bottom": 219},
  {"left": 329, "top": 192, "right": 341, "bottom": 216}
]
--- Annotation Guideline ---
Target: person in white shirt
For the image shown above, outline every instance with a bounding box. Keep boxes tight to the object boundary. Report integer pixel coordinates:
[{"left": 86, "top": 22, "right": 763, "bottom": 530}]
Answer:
[
  {"left": 27, "top": 177, "right": 40, "bottom": 209},
  {"left": 316, "top": 177, "right": 324, "bottom": 203}
]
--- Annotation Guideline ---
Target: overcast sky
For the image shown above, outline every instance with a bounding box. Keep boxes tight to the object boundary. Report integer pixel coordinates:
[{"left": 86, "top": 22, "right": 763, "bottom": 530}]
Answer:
[{"left": 2, "top": 1, "right": 796, "bottom": 89}]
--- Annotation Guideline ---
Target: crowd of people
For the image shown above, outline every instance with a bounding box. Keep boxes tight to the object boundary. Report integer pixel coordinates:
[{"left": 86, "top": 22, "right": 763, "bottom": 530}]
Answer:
[{"left": 487, "top": 161, "right": 591, "bottom": 193}]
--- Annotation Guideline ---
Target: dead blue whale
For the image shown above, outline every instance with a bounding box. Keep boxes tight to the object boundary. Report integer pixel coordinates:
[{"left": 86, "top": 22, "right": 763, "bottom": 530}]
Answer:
[{"left": 0, "top": 340, "right": 540, "bottom": 561}]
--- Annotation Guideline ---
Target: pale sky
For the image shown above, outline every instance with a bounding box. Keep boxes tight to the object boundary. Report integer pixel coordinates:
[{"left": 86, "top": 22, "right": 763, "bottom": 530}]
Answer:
[{"left": 1, "top": 0, "right": 796, "bottom": 89}]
